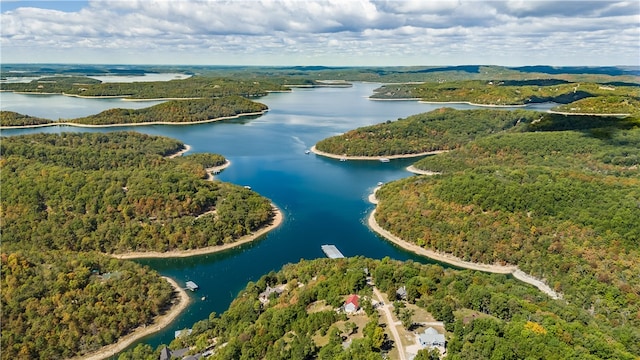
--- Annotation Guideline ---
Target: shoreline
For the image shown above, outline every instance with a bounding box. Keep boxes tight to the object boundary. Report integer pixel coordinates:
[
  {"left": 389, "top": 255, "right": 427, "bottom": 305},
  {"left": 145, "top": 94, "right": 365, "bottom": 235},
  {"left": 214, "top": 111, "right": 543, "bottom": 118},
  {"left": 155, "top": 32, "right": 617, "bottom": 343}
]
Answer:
[
  {"left": 0, "top": 110, "right": 267, "bottom": 129},
  {"left": 206, "top": 160, "right": 232, "bottom": 181},
  {"left": 74, "top": 277, "right": 190, "bottom": 360},
  {"left": 310, "top": 145, "right": 448, "bottom": 161},
  {"left": 111, "top": 203, "right": 283, "bottom": 259},
  {"left": 546, "top": 110, "right": 631, "bottom": 117},
  {"left": 406, "top": 165, "right": 441, "bottom": 176},
  {"left": 367, "top": 190, "right": 561, "bottom": 300},
  {"left": 369, "top": 97, "right": 422, "bottom": 101},
  {"left": 166, "top": 144, "right": 192, "bottom": 158},
  {"left": 418, "top": 100, "right": 528, "bottom": 108}
]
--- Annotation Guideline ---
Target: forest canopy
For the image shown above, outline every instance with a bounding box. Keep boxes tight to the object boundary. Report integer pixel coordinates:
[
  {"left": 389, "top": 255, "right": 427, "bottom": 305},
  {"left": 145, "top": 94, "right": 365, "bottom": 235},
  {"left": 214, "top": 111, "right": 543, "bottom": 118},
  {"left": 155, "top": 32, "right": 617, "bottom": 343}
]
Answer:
[
  {"left": 0, "top": 111, "right": 53, "bottom": 127},
  {"left": 0, "top": 131, "right": 277, "bottom": 359},
  {"left": 315, "top": 108, "right": 538, "bottom": 157},
  {"left": 364, "top": 109, "right": 640, "bottom": 356},
  {"left": 0, "top": 132, "right": 275, "bottom": 254}
]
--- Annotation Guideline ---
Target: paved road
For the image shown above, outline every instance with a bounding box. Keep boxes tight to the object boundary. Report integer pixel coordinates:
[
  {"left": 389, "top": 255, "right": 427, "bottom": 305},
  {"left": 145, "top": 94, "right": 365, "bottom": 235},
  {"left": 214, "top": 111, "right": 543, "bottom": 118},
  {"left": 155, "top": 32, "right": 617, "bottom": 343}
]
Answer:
[{"left": 372, "top": 287, "right": 407, "bottom": 360}]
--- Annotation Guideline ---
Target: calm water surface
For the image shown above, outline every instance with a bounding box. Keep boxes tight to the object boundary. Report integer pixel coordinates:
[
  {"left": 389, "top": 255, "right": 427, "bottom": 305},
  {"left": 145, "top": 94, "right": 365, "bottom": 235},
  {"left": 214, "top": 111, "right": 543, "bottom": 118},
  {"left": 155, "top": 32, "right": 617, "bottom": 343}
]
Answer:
[{"left": 1, "top": 83, "right": 556, "bottom": 353}]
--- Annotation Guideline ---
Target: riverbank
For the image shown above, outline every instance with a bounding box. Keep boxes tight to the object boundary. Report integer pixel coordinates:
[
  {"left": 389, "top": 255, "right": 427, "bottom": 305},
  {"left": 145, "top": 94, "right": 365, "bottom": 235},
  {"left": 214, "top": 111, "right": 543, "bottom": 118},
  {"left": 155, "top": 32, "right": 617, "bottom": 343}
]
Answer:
[
  {"left": 367, "top": 190, "right": 562, "bottom": 300},
  {"left": 111, "top": 204, "right": 283, "bottom": 259},
  {"left": 310, "top": 145, "right": 448, "bottom": 161},
  {"left": 0, "top": 110, "right": 268, "bottom": 129},
  {"left": 74, "top": 277, "right": 190, "bottom": 360}
]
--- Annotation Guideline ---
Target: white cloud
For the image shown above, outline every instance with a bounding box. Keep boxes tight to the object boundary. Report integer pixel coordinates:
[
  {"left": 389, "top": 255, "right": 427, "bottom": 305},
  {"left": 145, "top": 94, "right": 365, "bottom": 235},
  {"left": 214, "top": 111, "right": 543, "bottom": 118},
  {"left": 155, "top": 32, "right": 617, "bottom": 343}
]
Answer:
[{"left": 1, "top": 0, "right": 638, "bottom": 66}]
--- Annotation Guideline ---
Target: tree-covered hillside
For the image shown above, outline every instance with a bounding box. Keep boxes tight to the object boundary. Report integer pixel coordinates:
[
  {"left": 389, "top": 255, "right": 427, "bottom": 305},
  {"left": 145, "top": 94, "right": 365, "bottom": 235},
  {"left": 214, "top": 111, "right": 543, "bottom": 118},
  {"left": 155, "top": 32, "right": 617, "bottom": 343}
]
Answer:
[
  {"left": 0, "top": 131, "right": 278, "bottom": 359},
  {"left": 1, "top": 250, "right": 174, "bottom": 359},
  {"left": 0, "top": 111, "right": 53, "bottom": 127},
  {"left": 119, "top": 257, "right": 637, "bottom": 360},
  {"left": 1, "top": 96, "right": 267, "bottom": 127},
  {"left": 315, "top": 108, "right": 538, "bottom": 157},
  {"left": 1, "top": 132, "right": 275, "bottom": 253},
  {"left": 365, "top": 111, "right": 640, "bottom": 356},
  {"left": 71, "top": 96, "right": 267, "bottom": 125}
]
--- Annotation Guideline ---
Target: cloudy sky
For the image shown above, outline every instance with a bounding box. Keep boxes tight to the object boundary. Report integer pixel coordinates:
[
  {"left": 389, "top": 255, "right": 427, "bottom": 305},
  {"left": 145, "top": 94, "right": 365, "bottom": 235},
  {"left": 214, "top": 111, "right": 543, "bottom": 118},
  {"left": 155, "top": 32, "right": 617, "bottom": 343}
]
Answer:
[{"left": 1, "top": 0, "right": 638, "bottom": 66}]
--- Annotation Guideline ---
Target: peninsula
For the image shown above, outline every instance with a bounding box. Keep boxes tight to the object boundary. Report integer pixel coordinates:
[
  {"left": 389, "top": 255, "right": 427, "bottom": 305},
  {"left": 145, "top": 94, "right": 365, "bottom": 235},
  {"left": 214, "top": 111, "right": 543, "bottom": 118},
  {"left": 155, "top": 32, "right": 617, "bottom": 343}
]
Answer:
[
  {"left": 0, "top": 96, "right": 268, "bottom": 128},
  {"left": 0, "top": 132, "right": 282, "bottom": 359}
]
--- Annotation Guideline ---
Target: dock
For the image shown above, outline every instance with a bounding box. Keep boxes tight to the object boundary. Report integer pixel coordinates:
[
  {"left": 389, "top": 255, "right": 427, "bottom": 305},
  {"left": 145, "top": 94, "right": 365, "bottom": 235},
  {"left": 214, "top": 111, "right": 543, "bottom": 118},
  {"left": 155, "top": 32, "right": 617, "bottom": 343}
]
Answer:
[
  {"left": 185, "top": 281, "right": 199, "bottom": 291},
  {"left": 321, "top": 244, "right": 345, "bottom": 259}
]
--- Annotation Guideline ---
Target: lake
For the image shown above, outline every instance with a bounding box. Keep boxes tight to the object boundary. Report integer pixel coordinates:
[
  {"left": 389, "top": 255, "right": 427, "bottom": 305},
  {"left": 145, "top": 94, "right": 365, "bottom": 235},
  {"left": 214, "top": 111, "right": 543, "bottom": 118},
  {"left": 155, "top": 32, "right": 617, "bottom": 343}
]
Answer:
[{"left": 0, "top": 83, "right": 556, "bottom": 353}]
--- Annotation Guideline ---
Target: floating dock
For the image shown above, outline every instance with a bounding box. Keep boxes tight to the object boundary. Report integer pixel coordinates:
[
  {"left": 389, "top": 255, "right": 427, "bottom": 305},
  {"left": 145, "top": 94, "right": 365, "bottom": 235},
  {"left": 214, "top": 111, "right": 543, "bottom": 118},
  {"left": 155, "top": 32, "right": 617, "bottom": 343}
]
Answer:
[
  {"left": 321, "top": 244, "right": 345, "bottom": 259},
  {"left": 185, "top": 281, "right": 199, "bottom": 291}
]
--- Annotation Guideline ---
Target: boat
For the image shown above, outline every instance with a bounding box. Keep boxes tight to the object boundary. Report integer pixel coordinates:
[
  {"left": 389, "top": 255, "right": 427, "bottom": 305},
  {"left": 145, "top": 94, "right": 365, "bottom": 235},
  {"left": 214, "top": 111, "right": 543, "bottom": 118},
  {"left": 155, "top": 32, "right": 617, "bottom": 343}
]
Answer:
[
  {"left": 244, "top": 185, "right": 252, "bottom": 190},
  {"left": 305, "top": 150, "right": 310, "bottom": 154},
  {"left": 377, "top": 182, "right": 383, "bottom": 186},
  {"left": 379, "top": 158, "right": 390, "bottom": 163}
]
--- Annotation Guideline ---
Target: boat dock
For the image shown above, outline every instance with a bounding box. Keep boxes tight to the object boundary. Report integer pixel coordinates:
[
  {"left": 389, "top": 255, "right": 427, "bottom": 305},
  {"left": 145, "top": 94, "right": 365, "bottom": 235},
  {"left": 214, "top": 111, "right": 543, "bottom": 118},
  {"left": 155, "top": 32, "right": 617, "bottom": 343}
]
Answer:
[
  {"left": 321, "top": 244, "right": 345, "bottom": 259},
  {"left": 186, "top": 281, "right": 199, "bottom": 291}
]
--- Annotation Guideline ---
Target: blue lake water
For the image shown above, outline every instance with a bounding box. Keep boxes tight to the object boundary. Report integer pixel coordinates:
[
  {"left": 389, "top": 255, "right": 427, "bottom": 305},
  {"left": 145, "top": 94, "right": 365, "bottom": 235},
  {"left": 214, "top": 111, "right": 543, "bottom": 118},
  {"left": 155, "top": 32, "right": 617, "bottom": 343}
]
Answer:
[{"left": 0, "top": 83, "right": 556, "bottom": 353}]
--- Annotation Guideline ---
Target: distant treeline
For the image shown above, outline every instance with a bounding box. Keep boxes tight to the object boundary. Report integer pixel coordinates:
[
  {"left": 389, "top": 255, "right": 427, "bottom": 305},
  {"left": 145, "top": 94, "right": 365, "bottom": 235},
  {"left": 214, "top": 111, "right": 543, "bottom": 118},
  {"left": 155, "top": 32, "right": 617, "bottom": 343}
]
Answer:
[
  {"left": 1, "top": 75, "right": 287, "bottom": 99},
  {"left": 371, "top": 80, "right": 640, "bottom": 115}
]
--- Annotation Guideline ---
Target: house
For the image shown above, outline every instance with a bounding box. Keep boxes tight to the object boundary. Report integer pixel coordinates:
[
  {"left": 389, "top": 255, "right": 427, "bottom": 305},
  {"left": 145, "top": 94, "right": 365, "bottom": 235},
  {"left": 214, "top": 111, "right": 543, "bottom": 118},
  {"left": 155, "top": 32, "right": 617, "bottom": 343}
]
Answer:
[
  {"left": 418, "top": 327, "right": 446, "bottom": 350},
  {"left": 344, "top": 294, "right": 360, "bottom": 313},
  {"left": 259, "top": 285, "right": 283, "bottom": 304},
  {"left": 159, "top": 347, "right": 188, "bottom": 360},
  {"left": 396, "top": 286, "right": 407, "bottom": 300}
]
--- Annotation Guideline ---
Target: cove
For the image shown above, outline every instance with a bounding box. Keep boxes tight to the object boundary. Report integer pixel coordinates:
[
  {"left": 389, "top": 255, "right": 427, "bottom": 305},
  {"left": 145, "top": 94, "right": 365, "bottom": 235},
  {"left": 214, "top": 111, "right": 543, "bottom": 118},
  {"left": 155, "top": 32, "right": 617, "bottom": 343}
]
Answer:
[{"left": 0, "top": 83, "right": 557, "bottom": 354}]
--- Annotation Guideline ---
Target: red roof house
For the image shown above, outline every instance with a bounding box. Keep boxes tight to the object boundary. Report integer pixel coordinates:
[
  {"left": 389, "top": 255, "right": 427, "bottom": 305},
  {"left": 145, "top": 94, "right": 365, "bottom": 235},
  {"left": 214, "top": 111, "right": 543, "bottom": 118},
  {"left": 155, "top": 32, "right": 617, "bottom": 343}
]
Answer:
[{"left": 344, "top": 294, "right": 360, "bottom": 313}]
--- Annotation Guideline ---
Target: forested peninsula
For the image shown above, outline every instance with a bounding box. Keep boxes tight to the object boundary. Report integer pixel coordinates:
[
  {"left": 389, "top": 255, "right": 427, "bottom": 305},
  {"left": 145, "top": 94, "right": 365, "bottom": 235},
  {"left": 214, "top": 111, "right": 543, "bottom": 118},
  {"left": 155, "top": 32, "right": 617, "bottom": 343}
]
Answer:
[
  {"left": 323, "top": 108, "right": 640, "bottom": 355},
  {"left": 371, "top": 80, "right": 640, "bottom": 116},
  {"left": 118, "top": 257, "right": 636, "bottom": 360},
  {"left": 0, "top": 132, "right": 278, "bottom": 359},
  {"left": 0, "top": 96, "right": 267, "bottom": 128},
  {"left": 315, "top": 108, "right": 537, "bottom": 157}
]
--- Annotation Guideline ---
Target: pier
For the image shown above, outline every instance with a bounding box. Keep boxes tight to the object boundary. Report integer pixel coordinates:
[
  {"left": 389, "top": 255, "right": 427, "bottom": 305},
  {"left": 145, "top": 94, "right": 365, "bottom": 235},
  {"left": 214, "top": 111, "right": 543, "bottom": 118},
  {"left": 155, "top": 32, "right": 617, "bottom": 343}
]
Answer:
[
  {"left": 321, "top": 244, "right": 345, "bottom": 259},
  {"left": 185, "top": 281, "right": 199, "bottom": 291}
]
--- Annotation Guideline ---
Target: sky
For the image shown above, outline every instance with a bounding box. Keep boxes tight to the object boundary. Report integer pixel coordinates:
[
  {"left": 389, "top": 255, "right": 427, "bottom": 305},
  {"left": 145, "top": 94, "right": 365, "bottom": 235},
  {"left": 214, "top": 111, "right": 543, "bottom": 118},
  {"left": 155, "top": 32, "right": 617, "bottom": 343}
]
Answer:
[{"left": 1, "top": 0, "right": 639, "bottom": 66}]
